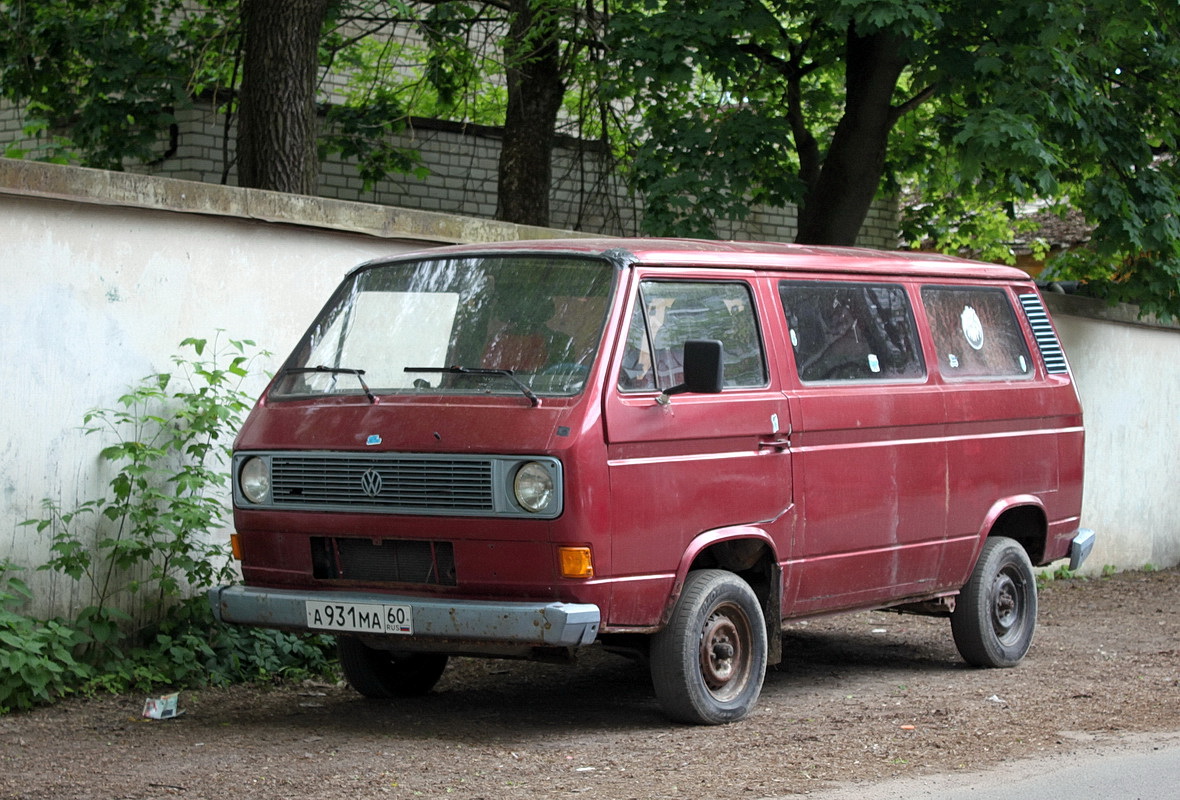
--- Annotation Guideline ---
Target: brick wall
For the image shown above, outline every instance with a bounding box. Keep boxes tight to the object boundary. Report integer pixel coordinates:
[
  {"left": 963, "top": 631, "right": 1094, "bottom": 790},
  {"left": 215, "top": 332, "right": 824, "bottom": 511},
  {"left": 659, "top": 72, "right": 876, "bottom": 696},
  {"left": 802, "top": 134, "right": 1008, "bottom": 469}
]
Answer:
[{"left": 0, "top": 97, "right": 899, "bottom": 248}]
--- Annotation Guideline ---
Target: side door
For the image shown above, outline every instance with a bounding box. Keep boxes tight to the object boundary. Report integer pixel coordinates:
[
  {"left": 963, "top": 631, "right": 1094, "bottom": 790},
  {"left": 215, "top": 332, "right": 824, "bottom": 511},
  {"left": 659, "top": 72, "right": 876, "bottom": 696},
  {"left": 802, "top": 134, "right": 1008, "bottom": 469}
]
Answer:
[
  {"left": 602, "top": 273, "right": 794, "bottom": 628},
  {"left": 777, "top": 279, "right": 950, "bottom": 615}
]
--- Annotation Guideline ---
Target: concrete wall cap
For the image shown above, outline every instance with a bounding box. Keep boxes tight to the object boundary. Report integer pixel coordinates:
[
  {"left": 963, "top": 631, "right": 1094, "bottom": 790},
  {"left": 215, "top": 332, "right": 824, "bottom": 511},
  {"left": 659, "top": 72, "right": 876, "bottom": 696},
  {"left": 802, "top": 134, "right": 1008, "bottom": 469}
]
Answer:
[{"left": 0, "top": 158, "right": 598, "bottom": 245}]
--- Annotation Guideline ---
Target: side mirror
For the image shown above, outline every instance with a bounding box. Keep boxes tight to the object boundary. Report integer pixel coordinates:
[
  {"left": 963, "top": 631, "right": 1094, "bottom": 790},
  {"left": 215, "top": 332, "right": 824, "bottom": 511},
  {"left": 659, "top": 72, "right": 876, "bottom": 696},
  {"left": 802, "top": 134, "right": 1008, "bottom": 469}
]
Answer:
[{"left": 659, "top": 339, "right": 724, "bottom": 404}]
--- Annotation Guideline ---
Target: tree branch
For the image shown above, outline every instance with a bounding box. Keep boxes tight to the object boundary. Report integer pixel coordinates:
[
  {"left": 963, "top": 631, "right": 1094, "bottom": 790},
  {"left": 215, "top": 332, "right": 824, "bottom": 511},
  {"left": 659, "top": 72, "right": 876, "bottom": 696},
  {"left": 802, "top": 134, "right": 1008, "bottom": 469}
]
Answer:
[{"left": 890, "top": 82, "right": 937, "bottom": 124}]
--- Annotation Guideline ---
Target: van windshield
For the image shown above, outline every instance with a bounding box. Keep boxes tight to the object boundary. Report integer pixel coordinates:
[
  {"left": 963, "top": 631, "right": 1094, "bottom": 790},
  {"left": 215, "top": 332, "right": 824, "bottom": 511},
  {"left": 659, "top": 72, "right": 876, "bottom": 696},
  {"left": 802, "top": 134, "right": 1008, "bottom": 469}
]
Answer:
[{"left": 270, "top": 254, "right": 615, "bottom": 401}]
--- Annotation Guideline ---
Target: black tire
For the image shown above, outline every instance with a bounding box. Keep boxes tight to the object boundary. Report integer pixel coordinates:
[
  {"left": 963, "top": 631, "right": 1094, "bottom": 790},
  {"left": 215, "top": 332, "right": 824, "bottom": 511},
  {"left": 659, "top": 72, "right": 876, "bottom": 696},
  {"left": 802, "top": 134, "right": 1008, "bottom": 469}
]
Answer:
[
  {"left": 951, "top": 536, "right": 1038, "bottom": 667},
  {"left": 650, "top": 569, "right": 767, "bottom": 725},
  {"left": 337, "top": 636, "right": 449, "bottom": 698}
]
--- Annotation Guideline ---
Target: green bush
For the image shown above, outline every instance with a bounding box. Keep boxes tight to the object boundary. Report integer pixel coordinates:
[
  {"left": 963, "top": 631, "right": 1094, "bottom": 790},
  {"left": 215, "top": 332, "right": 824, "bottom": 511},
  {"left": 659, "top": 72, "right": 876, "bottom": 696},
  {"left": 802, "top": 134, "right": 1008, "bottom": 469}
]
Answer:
[
  {"left": 0, "top": 563, "right": 91, "bottom": 712},
  {"left": 5, "top": 335, "right": 337, "bottom": 713},
  {"left": 129, "top": 598, "right": 335, "bottom": 690},
  {"left": 28, "top": 334, "right": 258, "bottom": 620}
]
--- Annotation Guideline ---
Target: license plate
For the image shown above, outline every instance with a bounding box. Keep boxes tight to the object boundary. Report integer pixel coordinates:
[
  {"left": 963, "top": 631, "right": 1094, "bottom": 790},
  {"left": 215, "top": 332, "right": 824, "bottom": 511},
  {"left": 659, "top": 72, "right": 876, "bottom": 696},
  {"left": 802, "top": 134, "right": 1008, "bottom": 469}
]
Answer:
[{"left": 305, "top": 600, "right": 413, "bottom": 635}]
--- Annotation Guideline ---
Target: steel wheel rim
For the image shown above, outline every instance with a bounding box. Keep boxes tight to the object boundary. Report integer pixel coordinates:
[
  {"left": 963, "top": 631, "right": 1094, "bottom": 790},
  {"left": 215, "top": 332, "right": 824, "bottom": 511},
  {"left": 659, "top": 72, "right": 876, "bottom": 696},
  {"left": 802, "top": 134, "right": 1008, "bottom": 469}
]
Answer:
[
  {"left": 698, "top": 602, "right": 752, "bottom": 701},
  {"left": 990, "top": 567, "right": 1026, "bottom": 645}
]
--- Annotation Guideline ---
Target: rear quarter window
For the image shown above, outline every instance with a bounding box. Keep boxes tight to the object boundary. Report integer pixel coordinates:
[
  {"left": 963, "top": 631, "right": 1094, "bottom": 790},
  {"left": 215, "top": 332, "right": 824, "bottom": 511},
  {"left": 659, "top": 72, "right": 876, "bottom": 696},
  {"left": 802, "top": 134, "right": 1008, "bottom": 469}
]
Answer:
[{"left": 921, "top": 286, "right": 1033, "bottom": 379}]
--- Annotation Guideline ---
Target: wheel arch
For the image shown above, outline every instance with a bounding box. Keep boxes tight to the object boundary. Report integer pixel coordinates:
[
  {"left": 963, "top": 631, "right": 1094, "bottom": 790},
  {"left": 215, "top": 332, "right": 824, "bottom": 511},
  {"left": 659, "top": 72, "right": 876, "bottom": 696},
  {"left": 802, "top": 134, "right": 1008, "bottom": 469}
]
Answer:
[
  {"left": 664, "top": 526, "right": 783, "bottom": 665},
  {"left": 977, "top": 496, "right": 1049, "bottom": 566}
]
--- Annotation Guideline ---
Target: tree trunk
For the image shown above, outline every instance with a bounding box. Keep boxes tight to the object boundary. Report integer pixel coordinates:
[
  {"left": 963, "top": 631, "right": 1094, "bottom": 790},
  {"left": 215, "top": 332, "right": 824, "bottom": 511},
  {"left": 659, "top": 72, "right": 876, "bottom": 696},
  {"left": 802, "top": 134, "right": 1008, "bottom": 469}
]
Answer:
[
  {"left": 237, "top": 0, "right": 330, "bottom": 194},
  {"left": 495, "top": 0, "right": 565, "bottom": 226},
  {"left": 795, "top": 27, "right": 908, "bottom": 246}
]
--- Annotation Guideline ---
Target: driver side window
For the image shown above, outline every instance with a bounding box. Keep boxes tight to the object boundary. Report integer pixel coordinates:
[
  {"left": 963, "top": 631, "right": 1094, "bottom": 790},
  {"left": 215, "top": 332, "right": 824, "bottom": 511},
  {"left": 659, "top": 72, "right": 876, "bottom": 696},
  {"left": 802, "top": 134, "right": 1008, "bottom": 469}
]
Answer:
[{"left": 618, "top": 280, "right": 767, "bottom": 392}]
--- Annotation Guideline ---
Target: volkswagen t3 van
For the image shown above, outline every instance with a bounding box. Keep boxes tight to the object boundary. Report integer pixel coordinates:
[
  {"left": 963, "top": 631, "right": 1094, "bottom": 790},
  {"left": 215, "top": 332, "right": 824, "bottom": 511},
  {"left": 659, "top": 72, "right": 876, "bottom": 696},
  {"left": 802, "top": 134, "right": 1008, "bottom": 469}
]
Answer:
[{"left": 209, "top": 238, "right": 1093, "bottom": 724}]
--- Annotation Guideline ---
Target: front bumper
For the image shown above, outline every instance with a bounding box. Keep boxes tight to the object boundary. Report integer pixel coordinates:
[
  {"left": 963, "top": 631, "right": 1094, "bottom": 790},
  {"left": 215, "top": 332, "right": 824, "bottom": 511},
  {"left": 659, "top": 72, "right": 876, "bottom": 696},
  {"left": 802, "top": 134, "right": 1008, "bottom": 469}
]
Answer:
[{"left": 208, "top": 585, "right": 600, "bottom": 649}]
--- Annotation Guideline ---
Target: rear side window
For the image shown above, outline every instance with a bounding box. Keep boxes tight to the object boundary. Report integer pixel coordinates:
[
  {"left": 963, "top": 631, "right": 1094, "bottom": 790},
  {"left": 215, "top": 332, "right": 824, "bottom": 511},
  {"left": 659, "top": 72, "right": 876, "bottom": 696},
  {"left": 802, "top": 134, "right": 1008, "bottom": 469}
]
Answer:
[
  {"left": 921, "top": 286, "right": 1033, "bottom": 379},
  {"left": 779, "top": 281, "right": 925, "bottom": 382},
  {"left": 618, "top": 281, "right": 767, "bottom": 392}
]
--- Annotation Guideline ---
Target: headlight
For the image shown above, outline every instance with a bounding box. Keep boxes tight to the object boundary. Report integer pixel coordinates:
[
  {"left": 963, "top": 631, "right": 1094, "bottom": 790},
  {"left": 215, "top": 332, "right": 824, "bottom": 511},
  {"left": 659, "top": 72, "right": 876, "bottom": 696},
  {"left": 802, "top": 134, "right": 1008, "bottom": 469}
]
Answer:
[
  {"left": 513, "top": 461, "right": 555, "bottom": 513},
  {"left": 238, "top": 456, "right": 270, "bottom": 504}
]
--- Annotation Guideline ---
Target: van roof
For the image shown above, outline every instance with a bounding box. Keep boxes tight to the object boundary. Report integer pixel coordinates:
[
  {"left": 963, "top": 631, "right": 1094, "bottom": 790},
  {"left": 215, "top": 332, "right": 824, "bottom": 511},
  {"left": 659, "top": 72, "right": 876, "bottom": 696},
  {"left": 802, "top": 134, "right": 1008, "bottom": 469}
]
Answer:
[{"left": 372, "top": 238, "right": 1032, "bottom": 281}]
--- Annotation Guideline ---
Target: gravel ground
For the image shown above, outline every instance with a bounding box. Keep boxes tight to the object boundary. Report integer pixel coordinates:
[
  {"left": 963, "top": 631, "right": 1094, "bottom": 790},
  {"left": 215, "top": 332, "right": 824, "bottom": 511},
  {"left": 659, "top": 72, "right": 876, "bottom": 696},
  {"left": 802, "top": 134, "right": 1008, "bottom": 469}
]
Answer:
[{"left": 0, "top": 567, "right": 1176, "bottom": 800}]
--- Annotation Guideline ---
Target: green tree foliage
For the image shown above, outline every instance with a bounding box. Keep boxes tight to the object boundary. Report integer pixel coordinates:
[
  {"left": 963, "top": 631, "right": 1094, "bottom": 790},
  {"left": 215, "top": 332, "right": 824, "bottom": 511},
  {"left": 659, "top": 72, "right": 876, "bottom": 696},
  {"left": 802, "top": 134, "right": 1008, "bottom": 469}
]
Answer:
[
  {"left": 611, "top": 0, "right": 1180, "bottom": 316},
  {"left": 5, "top": 1, "right": 1179, "bottom": 314},
  {"left": 0, "top": 0, "right": 613, "bottom": 226},
  {"left": 0, "top": 1, "right": 428, "bottom": 187},
  {"left": 326, "top": 0, "right": 613, "bottom": 225},
  {"left": 0, "top": 0, "right": 202, "bottom": 166}
]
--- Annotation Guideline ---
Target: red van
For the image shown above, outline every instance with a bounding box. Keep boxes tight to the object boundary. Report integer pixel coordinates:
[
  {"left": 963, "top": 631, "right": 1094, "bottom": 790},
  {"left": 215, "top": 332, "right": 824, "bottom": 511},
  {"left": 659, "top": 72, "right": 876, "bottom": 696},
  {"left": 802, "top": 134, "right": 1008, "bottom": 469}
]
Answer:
[{"left": 209, "top": 238, "right": 1093, "bottom": 724}]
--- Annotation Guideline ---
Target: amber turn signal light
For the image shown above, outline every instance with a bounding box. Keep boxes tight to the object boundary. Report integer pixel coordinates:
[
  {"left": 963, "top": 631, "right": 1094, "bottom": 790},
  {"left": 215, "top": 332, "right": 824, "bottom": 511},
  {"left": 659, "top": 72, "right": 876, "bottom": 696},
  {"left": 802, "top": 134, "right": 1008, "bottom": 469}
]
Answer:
[
  {"left": 558, "top": 546, "right": 594, "bottom": 579},
  {"left": 230, "top": 533, "right": 242, "bottom": 561}
]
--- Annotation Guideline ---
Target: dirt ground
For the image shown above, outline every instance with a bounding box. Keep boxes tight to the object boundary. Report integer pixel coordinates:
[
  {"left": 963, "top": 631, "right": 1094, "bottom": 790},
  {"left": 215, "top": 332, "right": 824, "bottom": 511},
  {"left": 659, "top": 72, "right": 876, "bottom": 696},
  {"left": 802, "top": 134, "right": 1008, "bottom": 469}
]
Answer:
[{"left": 1, "top": 567, "right": 1176, "bottom": 800}]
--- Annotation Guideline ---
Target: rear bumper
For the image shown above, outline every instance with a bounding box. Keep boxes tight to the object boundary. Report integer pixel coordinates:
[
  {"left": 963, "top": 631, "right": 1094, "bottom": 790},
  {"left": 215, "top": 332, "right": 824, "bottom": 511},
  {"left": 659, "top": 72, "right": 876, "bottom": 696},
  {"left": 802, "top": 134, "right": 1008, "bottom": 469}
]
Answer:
[
  {"left": 208, "top": 585, "right": 600, "bottom": 649},
  {"left": 1069, "top": 528, "right": 1096, "bottom": 571}
]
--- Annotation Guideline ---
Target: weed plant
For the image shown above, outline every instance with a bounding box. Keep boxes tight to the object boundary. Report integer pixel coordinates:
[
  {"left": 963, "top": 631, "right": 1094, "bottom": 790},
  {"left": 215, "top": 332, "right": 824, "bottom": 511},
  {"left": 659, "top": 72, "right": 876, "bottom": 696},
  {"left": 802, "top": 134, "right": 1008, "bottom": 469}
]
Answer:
[{"left": 4, "top": 335, "right": 334, "bottom": 713}]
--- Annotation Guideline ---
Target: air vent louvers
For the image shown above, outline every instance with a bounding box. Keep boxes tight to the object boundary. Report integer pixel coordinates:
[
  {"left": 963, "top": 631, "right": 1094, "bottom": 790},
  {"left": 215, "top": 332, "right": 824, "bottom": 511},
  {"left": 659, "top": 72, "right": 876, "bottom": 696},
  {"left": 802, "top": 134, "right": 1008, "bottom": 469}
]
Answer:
[{"left": 1018, "top": 293, "right": 1070, "bottom": 375}]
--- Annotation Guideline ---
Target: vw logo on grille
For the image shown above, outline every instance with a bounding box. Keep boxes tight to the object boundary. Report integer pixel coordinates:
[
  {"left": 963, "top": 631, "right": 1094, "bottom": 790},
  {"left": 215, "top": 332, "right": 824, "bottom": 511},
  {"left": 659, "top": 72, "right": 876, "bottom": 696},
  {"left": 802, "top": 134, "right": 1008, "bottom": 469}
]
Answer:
[{"left": 359, "top": 468, "right": 384, "bottom": 498}]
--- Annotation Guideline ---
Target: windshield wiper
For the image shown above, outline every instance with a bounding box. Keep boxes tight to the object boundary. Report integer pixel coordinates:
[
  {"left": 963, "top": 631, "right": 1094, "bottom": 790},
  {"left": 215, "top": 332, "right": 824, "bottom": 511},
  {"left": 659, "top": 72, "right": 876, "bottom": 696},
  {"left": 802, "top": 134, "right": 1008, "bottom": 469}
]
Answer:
[
  {"left": 404, "top": 366, "right": 540, "bottom": 407},
  {"left": 282, "top": 365, "right": 376, "bottom": 404}
]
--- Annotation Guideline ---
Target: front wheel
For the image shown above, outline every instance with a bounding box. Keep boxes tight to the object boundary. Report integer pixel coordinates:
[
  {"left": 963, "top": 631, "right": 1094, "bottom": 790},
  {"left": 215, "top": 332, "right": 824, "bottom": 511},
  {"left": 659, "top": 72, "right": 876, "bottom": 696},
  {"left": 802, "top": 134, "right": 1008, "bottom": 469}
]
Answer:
[
  {"left": 650, "top": 569, "right": 767, "bottom": 724},
  {"left": 337, "top": 636, "right": 449, "bottom": 698},
  {"left": 951, "top": 536, "right": 1038, "bottom": 667}
]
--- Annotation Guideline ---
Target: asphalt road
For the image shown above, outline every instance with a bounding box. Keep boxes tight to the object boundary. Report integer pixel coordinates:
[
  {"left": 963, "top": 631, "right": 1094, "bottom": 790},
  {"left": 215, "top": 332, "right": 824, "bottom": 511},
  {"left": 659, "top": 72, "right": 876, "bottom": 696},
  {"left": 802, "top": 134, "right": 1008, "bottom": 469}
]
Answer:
[{"left": 801, "top": 733, "right": 1180, "bottom": 800}]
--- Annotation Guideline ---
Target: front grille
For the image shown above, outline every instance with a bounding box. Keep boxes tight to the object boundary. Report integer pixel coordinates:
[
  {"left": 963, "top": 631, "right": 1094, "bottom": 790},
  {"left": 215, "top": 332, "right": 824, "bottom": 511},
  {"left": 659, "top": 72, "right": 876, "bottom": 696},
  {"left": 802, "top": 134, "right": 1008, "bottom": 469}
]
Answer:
[
  {"left": 235, "top": 451, "right": 564, "bottom": 519},
  {"left": 311, "top": 537, "right": 457, "bottom": 585},
  {"left": 1018, "top": 293, "right": 1070, "bottom": 374},
  {"left": 270, "top": 454, "right": 495, "bottom": 514}
]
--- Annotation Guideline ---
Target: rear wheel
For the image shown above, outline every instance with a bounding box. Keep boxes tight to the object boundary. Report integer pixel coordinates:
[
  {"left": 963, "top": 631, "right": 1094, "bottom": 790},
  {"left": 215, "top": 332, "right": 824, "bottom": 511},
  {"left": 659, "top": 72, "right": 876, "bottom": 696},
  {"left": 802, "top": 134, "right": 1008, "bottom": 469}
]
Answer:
[
  {"left": 951, "top": 536, "right": 1038, "bottom": 667},
  {"left": 337, "top": 636, "right": 448, "bottom": 698},
  {"left": 650, "top": 569, "right": 767, "bottom": 725}
]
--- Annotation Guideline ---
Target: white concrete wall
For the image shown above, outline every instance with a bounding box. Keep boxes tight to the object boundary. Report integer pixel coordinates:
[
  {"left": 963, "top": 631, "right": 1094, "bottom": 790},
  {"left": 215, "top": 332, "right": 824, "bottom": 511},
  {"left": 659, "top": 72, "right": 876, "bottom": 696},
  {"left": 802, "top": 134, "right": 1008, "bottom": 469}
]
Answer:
[
  {"left": 1, "top": 159, "right": 576, "bottom": 619},
  {"left": 1047, "top": 295, "right": 1180, "bottom": 573},
  {"left": 1, "top": 161, "right": 1175, "bottom": 622}
]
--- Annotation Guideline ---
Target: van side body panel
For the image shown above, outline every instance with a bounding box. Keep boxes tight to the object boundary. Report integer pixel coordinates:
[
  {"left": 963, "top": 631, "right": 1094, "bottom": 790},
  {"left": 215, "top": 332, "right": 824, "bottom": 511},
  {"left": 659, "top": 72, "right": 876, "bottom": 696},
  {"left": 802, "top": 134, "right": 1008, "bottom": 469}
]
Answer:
[{"left": 785, "top": 379, "right": 951, "bottom": 615}]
